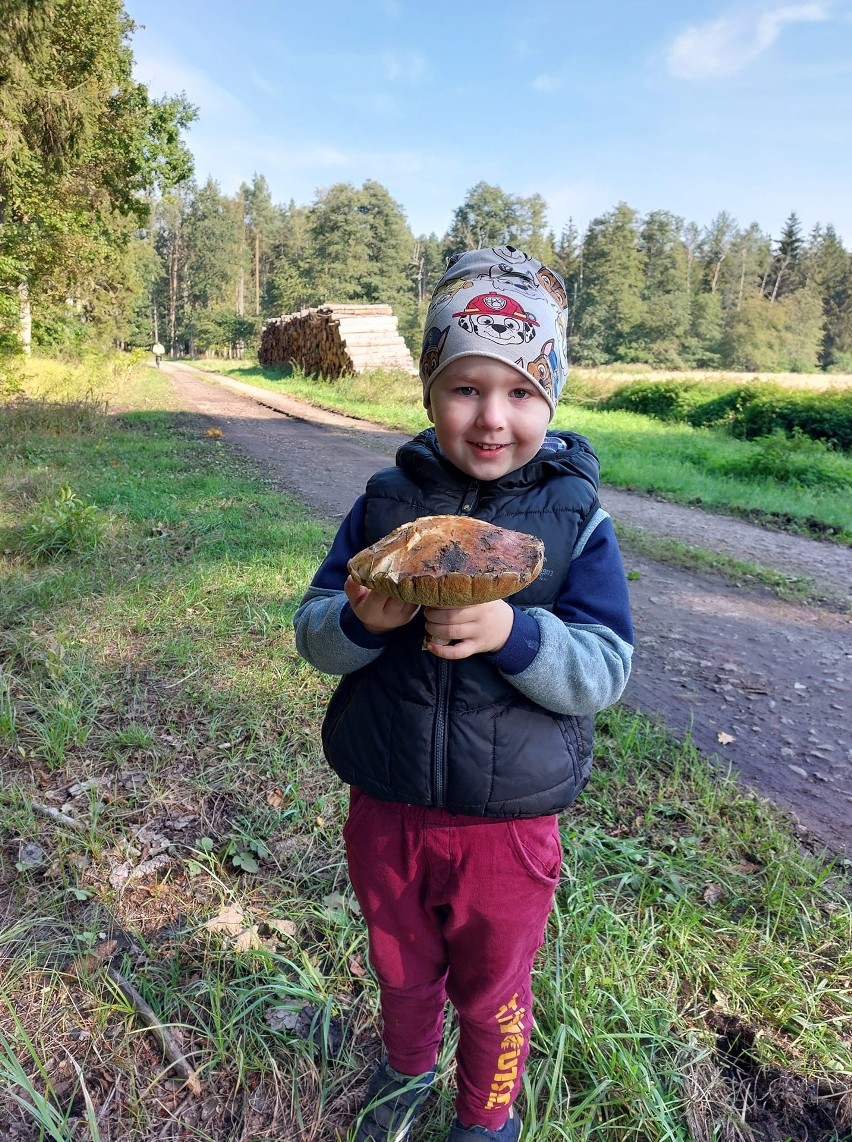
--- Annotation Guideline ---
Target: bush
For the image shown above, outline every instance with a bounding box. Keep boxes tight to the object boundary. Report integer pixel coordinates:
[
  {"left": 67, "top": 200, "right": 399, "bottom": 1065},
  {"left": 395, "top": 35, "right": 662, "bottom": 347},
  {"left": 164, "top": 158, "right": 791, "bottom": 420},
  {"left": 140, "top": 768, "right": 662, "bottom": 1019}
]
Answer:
[
  {"left": 826, "top": 351, "right": 852, "bottom": 374},
  {"left": 602, "top": 380, "right": 759, "bottom": 425},
  {"left": 602, "top": 380, "right": 852, "bottom": 450},
  {"left": 715, "top": 430, "right": 852, "bottom": 490},
  {"left": 601, "top": 380, "right": 708, "bottom": 421},
  {"left": 735, "top": 390, "right": 852, "bottom": 450},
  {"left": 0, "top": 357, "right": 24, "bottom": 398}
]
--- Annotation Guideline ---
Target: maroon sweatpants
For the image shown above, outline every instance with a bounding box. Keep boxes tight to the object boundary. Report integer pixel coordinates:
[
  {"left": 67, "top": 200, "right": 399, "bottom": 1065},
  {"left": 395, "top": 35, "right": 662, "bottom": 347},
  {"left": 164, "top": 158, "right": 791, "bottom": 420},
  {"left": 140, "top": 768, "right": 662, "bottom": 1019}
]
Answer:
[{"left": 344, "top": 787, "right": 561, "bottom": 1129}]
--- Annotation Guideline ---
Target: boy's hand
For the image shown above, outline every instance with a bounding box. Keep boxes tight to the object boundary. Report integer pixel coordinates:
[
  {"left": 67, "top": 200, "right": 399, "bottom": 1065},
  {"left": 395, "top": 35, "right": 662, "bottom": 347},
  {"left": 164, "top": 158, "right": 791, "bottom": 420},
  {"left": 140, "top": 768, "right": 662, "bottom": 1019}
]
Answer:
[
  {"left": 344, "top": 575, "right": 420, "bottom": 634},
  {"left": 423, "top": 600, "right": 514, "bottom": 659}
]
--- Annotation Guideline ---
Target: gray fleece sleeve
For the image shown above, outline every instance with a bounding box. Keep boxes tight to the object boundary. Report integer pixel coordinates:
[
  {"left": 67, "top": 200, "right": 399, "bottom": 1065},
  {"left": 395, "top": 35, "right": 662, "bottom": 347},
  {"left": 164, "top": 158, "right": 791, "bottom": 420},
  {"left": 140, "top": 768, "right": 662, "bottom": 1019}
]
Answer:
[
  {"left": 504, "top": 609, "right": 633, "bottom": 715},
  {"left": 293, "top": 587, "right": 385, "bottom": 676},
  {"left": 495, "top": 509, "right": 634, "bottom": 715}
]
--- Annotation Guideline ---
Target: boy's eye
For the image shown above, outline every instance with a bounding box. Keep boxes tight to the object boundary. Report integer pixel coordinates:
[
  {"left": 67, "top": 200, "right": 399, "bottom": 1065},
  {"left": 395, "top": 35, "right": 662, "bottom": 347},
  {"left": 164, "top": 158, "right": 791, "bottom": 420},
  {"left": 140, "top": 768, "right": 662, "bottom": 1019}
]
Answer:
[
  {"left": 454, "top": 386, "right": 477, "bottom": 396},
  {"left": 511, "top": 388, "right": 533, "bottom": 399}
]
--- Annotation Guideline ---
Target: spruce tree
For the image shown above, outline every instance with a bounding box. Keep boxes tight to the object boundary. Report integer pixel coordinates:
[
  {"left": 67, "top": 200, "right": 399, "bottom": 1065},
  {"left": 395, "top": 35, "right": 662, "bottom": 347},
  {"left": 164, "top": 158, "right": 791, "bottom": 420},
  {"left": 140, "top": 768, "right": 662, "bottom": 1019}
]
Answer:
[
  {"left": 768, "top": 211, "right": 806, "bottom": 301},
  {"left": 572, "top": 204, "right": 644, "bottom": 365}
]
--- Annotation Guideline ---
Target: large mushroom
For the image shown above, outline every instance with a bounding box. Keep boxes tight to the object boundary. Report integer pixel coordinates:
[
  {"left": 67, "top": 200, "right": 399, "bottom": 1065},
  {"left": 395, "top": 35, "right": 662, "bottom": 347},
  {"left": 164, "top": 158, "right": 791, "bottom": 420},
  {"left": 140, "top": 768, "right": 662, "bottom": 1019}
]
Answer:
[{"left": 347, "top": 515, "right": 545, "bottom": 608}]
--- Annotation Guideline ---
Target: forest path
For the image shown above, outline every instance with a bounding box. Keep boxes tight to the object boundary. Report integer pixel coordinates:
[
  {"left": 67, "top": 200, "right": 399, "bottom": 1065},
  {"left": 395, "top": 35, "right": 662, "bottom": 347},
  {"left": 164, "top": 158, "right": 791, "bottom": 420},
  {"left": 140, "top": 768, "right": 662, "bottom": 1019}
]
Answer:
[{"left": 159, "top": 362, "right": 852, "bottom": 854}]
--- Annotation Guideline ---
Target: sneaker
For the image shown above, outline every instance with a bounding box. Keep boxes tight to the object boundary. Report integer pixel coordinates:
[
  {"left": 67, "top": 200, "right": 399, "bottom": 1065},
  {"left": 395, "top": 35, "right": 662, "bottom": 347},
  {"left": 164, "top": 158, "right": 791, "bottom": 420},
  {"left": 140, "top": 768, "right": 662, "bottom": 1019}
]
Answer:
[
  {"left": 351, "top": 1059, "right": 436, "bottom": 1142},
  {"left": 447, "top": 1108, "right": 521, "bottom": 1141}
]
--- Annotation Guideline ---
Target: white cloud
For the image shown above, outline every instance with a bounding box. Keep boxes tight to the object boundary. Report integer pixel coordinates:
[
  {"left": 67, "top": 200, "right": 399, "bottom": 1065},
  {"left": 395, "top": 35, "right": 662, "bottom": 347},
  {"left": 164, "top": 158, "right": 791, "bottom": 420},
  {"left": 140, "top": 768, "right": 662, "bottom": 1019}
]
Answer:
[
  {"left": 667, "top": 4, "right": 830, "bottom": 80},
  {"left": 382, "top": 50, "right": 428, "bottom": 84},
  {"left": 247, "top": 68, "right": 281, "bottom": 98},
  {"left": 531, "top": 179, "right": 616, "bottom": 236},
  {"left": 132, "top": 45, "right": 245, "bottom": 117},
  {"left": 532, "top": 74, "right": 563, "bottom": 92}
]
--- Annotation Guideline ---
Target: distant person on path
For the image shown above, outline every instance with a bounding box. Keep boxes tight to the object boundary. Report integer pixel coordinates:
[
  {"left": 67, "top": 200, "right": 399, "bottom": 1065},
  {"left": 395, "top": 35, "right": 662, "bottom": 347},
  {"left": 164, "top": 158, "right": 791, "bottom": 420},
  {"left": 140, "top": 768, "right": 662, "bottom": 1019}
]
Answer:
[
  {"left": 294, "top": 247, "right": 634, "bottom": 1140},
  {"left": 152, "top": 341, "right": 165, "bottom": 367}
]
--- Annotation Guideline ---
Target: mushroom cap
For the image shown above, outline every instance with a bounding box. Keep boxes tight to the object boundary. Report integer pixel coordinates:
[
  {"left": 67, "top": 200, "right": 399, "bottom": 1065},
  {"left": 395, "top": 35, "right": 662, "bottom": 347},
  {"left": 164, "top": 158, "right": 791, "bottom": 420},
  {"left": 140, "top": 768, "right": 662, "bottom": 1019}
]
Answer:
[{"left": 348, "top": 514, "right": 545, "bottom": 607}]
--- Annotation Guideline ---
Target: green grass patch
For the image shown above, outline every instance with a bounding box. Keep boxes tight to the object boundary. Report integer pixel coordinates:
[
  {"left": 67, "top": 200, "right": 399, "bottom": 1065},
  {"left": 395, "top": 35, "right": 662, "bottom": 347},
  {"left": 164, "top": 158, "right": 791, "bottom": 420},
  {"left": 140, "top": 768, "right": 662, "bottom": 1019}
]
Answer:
[
  {"left": 1, "top": 357, "right": 850, "bottom": 1140},
  {"left": 613, "top": 523, "right": 840, "bottom": 610}
]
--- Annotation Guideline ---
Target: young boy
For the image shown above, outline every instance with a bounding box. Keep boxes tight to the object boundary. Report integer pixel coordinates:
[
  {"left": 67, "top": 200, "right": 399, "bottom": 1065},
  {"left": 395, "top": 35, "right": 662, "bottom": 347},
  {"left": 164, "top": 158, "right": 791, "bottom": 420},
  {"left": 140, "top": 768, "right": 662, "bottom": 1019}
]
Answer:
[{"left": 293, "top": 247, "right": 633, "bottom": 1140}]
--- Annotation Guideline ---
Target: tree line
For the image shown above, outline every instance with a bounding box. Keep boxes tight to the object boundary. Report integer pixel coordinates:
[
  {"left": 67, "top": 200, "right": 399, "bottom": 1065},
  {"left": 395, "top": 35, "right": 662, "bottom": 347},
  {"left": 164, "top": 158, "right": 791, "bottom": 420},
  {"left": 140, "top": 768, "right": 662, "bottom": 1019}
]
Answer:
[
  {"left": 3, "top": 3, "right": 851, "bottom": 375},
  {"left": 137, "top": 180, "right": 852, "bottom": 374}
]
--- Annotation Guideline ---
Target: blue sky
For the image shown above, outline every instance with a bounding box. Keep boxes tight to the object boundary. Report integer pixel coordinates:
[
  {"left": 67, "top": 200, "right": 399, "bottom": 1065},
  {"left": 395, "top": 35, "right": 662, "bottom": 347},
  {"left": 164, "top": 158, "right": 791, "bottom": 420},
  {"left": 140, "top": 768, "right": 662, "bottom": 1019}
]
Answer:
[{"left": 126, "top": 0, "right": 852, "bottom": 246}]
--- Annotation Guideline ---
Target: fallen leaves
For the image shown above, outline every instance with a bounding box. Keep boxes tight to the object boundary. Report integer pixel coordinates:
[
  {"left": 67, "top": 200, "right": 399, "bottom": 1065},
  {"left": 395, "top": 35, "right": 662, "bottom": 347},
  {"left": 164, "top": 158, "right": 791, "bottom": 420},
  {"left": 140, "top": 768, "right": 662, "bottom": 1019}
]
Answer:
[
  {"left": 717, "top": 731, "right": 736, "bottom": 745},
  {"left": 322, "top": 891, "right": 361, "bottom": 921},
  {"left": 204, "top": 904, "right": 262, "bottom": 951},
  {"left": 203, "top": 904, "right": 298, "bottom": 952},
  {"left": 348, "top": 955, "right": 367, "bottom": 978}
]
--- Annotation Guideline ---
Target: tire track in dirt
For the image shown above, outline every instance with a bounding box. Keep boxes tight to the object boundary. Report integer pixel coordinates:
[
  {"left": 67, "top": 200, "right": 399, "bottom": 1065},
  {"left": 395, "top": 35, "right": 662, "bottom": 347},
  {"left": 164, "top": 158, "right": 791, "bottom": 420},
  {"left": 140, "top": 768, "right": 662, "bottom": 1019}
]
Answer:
[{"left": 159, "top": 363, "right": 852, "bottom": 854}]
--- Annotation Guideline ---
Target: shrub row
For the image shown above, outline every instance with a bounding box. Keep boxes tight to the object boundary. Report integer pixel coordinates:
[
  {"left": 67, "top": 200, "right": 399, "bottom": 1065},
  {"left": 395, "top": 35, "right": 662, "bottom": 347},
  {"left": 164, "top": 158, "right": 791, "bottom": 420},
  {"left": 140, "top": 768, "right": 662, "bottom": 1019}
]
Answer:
[{"left": 601, "top": 380, "right": 852, "bottom": 450}]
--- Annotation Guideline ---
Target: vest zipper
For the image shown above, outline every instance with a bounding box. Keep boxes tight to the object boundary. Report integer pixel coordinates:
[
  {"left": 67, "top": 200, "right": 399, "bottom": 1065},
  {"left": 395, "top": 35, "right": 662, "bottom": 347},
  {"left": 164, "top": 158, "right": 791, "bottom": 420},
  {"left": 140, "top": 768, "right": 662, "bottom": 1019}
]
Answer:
[
  {"left": 434, "top": 659, "right": 449, "bottom": 806},
  {"left": 458, "top": 481, "right": 480, "bottom": 516},
  {"left": 431, "top": 482, "right": 481, "bottom": 807}
]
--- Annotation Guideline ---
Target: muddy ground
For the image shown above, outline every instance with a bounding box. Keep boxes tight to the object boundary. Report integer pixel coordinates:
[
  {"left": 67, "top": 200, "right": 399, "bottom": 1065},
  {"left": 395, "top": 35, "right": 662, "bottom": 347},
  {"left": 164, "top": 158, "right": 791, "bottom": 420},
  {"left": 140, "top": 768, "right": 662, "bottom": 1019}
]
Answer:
[{"left": 157, "top": 363, "right": 852, "bottom": 855}]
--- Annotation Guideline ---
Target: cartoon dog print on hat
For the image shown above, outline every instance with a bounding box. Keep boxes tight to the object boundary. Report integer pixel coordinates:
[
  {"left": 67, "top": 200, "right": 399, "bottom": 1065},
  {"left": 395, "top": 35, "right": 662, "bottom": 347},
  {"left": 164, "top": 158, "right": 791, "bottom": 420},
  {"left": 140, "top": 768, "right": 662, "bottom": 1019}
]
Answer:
[
  {"left": 479, "top": 263, "right": 538, "bottom": 294},
  {"left": 536, "top": 267, "right": 568, "bottom": 309},
  {"left": 492, "top": 246, "right": 530, "bottom": 265},
  {"left": 431, "top": 277, "right": 473, "bottom": 308},
  {"left": 453, "top": 293, "right": 539, "bottom": 345},
  {"left": 420, "top": 325, "right": 449, "bottom": 379},
  {"left": 522, "top": 339, "right": 558, "bottom": 400}
]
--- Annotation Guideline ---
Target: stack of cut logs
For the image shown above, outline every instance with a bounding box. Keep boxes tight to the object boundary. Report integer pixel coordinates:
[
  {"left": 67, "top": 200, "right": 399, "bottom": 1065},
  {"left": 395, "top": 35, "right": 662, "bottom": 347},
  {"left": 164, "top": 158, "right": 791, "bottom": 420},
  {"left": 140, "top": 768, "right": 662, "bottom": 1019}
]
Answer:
[{"left": 258, "top": 304, "right": 416, "bottom": 376}]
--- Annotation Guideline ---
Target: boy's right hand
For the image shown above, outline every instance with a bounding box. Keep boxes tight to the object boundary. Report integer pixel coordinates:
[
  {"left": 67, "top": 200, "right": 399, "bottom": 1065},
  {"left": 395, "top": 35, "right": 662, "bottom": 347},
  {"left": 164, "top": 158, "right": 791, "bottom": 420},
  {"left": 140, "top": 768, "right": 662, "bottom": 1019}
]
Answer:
[{"left": 344, "top": 575, "right": 420, "bottom": 635}]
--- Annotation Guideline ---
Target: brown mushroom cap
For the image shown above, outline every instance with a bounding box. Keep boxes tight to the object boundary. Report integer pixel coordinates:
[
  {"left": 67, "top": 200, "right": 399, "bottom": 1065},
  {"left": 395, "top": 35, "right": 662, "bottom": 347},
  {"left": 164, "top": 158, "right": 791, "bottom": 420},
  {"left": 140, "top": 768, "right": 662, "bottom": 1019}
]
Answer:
[{"left": 347, "top": 515, "right": 545, "bottom": 607}]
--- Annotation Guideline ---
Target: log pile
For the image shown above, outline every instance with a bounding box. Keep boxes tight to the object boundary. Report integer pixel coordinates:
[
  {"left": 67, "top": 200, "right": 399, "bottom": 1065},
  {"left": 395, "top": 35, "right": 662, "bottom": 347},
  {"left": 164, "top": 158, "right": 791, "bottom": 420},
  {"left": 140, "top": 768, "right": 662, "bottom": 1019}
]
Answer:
[{"left": 258, "top": 304, "right": 416, "bottom": 375}]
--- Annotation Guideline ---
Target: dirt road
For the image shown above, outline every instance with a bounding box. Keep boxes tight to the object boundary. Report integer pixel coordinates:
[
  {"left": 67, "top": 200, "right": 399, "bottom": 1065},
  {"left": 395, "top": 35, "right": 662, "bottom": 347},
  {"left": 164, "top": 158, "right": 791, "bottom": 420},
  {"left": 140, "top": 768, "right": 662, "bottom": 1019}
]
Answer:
[{"left": 158, "top": 362, "right": 852, "bottom": 854}]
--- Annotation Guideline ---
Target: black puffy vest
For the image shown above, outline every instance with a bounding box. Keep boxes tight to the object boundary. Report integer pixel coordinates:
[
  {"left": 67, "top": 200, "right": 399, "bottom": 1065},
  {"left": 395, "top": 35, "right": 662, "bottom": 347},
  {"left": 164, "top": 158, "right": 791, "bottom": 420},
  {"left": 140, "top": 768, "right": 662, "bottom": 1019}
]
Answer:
[{"left": 322, "top": 429, "right": 601, "bottom": 818}]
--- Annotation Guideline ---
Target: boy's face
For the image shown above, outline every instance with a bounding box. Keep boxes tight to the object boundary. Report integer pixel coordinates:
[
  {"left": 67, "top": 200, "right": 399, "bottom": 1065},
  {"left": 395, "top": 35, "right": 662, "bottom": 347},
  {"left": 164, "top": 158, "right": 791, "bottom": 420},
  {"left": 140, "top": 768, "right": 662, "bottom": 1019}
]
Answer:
[{"left": 426, "top": 356, "right": 551, "bottom": 481}]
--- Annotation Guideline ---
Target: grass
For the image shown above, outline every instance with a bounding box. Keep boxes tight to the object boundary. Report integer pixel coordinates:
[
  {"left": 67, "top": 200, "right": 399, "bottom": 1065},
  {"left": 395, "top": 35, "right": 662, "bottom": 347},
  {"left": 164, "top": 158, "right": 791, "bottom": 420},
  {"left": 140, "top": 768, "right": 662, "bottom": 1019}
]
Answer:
[
  {"left": 612, "top": 524, "right": 838, "bottom": 609},
  {"left": 1, "top": 355, "right": 851, "bottom": 1141},
  {"left": 189, "top": 359, "right": 852, "bottom": 543}
]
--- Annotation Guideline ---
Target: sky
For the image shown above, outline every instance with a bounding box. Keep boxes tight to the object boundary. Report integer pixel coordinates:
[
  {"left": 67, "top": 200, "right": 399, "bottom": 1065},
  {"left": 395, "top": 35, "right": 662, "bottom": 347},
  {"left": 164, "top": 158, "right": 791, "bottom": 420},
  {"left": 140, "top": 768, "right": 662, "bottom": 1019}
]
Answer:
[{"left": 125, "top": 0, "right": 852, "bottom": 246}]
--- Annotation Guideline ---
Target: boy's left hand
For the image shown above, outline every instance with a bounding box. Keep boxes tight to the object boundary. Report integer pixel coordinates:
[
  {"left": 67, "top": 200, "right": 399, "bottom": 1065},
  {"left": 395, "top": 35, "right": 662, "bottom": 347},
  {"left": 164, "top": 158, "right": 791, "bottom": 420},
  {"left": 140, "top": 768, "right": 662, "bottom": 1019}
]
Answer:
[{"left": 422, "top": 600, "right": 514, "bottom": 659}]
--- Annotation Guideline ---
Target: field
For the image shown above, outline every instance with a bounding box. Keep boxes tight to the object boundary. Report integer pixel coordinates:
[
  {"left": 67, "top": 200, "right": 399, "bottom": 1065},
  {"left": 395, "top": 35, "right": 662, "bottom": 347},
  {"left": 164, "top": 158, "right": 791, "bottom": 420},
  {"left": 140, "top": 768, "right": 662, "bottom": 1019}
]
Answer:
[
  {"left": 1, "top": 357, "right": 851, "bottom": 1141},
  {"left": 570, "top": 363, "right": 852, "bottom": 395}
]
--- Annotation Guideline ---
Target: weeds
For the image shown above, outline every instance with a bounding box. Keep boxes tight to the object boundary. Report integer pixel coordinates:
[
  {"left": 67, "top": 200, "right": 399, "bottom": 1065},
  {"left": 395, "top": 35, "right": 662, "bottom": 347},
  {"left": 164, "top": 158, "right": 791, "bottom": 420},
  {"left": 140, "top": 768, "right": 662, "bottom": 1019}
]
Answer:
[
  {"left": 0, "top": 393, "right": 109, "bottom": 444},
  {"left": 19, "top": 485, "right": 109, "bottom": 561}
]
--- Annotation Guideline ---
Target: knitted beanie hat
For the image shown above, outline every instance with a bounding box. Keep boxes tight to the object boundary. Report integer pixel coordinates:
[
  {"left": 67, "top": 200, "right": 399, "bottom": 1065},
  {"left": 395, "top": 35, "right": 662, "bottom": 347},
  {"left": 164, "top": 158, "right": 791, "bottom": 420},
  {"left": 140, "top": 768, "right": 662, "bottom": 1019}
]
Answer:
[{"left": 419, "top": 246, "right": 569, "bottom": 417}]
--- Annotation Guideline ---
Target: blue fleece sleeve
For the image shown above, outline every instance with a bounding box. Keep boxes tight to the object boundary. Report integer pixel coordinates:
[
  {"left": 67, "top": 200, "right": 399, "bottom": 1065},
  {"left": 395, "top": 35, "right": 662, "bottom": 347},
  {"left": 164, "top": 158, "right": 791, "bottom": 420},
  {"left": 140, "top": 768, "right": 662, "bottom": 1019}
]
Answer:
[
  {"left": 293, "top": 497, "right": 391, "bottom": 674},
  {"left": 490, "top": 510, "right": 634, "bottom": 715}
]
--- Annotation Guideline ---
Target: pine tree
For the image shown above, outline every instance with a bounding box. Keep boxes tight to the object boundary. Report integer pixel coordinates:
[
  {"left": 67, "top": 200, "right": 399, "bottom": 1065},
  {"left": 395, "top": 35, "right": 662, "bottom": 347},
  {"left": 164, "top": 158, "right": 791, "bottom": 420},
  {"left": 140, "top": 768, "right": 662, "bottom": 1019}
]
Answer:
[
  {"left": 809, "top": 225, "right": 852, "bottom": 369},
  {"left": 768, "top": 212, "right": 806, "bottom": 302},
  {"left": 634, "top": 210, "right": 690, "bottom": 365},
  {"left": 183, "top": 179, "right": 243, "bottom": 351},
  {"left": 552, "top": 221, "right": 582, "bottom": 338},
  {"left": 572, "top": 204, "right": 644, "bottom": 364},
  {"left": 443, "top": 183, "right": 552, "bottom": 260},
  {"left": 303, "top": 181, "right": 417, "bottom": 340},
  {"left": 264, "top": 200, "right": 312, "bottom": 316},
  {"left": 241, "top": 174, "right": 282, "bottom": 317}
]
